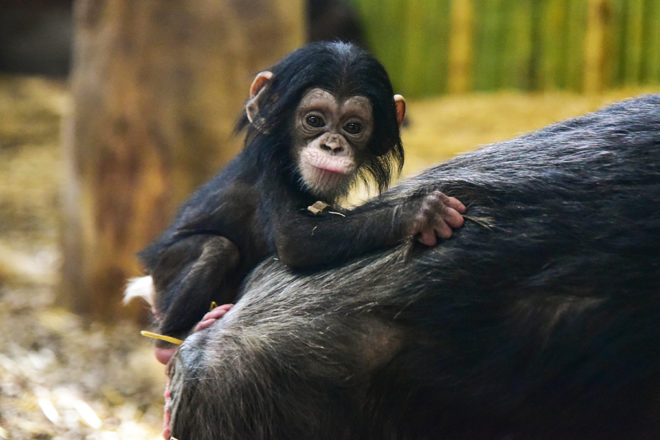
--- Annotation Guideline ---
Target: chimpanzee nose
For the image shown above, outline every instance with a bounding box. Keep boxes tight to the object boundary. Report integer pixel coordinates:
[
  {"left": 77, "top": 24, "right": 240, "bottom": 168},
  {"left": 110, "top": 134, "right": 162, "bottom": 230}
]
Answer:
[{"left": 321, "top": 138, "right": 344, "bottom": 154}]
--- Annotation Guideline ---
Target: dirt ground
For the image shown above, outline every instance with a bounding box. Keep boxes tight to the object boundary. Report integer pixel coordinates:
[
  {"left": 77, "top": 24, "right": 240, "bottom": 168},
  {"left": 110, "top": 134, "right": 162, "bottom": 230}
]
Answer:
[{"left": 0, "top": 74, "right": 656, "bottom": 439}]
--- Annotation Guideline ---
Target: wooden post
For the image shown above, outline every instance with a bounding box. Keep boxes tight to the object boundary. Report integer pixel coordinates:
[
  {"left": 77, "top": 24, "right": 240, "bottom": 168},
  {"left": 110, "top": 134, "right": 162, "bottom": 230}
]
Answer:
[{"left": 60, "top": 0, "right": 303, "bottom": 320}]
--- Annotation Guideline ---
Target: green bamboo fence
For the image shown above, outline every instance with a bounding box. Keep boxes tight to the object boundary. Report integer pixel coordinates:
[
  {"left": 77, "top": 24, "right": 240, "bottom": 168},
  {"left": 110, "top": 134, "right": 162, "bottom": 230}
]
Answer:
[{"left": 348, "top": 0, "right": 660, "bottom": 97}]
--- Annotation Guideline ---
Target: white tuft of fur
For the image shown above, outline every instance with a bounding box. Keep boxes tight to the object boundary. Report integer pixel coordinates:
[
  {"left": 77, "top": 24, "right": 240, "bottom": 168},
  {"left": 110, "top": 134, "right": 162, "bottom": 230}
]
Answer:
[{"left": 123, "top": 275, "right": 155, "bottom": 307}]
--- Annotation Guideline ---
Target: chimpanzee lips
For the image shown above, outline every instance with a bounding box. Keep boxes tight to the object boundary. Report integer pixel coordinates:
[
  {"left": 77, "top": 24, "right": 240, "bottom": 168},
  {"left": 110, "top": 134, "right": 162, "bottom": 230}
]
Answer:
[
  {"left": 302, "top": 149, "right": 356, "bottom": 175},
  {"left": 306, "top": 165, "right": 350, "bottom": 187},
  {"left": 313, "top": 164, "right": 350, "bottom": 174}
]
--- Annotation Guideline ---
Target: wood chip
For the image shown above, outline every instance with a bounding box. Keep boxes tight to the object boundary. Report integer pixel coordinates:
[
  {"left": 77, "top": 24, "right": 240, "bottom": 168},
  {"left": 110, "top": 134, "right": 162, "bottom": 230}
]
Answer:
[{"left": 307, "top": 201, "right": 329, "bottom": 215}]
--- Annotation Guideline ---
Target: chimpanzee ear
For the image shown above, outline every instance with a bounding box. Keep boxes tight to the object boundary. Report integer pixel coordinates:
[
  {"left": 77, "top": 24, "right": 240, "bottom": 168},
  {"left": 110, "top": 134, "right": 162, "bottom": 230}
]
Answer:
[
  {"left": 246, "top": 71, "right": 274, "bottom": 124},
  {"left": 394, "top": 94, "right": 406, "bottom": 126}
]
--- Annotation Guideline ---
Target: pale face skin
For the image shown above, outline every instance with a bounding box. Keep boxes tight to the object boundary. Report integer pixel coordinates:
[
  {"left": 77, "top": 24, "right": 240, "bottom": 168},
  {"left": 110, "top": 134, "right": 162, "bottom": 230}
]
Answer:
[{"left": 291, "top": 88, "right": 374, "bottom": 202}]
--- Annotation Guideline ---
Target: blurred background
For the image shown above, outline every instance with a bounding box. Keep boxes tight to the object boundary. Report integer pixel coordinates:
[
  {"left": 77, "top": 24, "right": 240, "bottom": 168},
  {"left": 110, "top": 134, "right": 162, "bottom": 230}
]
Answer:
[{"left": 0, "top": 0, "right": 658, "bottom": 438}]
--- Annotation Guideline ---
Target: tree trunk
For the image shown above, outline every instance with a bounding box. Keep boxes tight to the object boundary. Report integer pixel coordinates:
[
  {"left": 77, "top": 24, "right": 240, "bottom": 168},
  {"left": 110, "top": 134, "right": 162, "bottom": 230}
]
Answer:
[{"left": 60, "top": 0, "right": 303, "bottom": 321}]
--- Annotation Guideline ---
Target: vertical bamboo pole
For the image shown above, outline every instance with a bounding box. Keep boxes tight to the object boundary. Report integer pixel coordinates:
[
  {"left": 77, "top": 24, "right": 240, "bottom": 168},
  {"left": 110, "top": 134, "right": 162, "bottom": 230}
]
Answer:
[
  {"left": 623, "top": 0, "right": 644, "bottom": 85},
  {"left": 583, "top": 0, "right": 612, "bottom": 93},
  {"left": 447, "top": 0, "right": 474, "bottom": 93},
  {"left": 643, "top": 0, "right": 660, "bottom": 83},
  {"left": 430, "top": 0, "right": 452, "bottom": 95},
  {"left": 401, "top": 0, "right": 427, "bottom": 96},
  {"left": 502, "top": 0, "right": 532, "bottom": 90},
  {"left": 476, "top": 0, "right": 500, "bottom": 91},
  {"left": 551, "top": 0, "right": 566, "bottom": 89}
]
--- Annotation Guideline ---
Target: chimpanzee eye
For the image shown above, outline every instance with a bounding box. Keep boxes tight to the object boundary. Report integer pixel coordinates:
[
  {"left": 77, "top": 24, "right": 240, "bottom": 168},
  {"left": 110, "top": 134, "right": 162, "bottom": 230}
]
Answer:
[
  {"left": 344, "top": 122, "right": 362, "bottom": 135},
  {"left": 306, "top": 114, "right": 325, "bottom": 127}
]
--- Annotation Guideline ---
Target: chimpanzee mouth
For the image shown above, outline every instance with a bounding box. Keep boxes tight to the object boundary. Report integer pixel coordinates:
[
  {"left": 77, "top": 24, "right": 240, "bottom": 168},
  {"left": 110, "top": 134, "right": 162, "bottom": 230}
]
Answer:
[
  {"left": 301, "top": 149, "right": 355, "bottom": 175},
  {"left": 313, "top": 164, "right": 350, "bottom": 175}
]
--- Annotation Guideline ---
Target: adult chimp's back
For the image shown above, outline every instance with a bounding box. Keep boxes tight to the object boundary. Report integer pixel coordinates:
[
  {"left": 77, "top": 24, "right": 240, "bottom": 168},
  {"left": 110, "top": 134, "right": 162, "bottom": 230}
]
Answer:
[{"left": 168, "top": 95, "right": 660, "bottom": 439}]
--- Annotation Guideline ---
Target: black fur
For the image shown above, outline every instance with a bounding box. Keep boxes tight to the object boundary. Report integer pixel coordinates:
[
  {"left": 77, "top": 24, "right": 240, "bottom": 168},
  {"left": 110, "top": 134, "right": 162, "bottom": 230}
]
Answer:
[{"left": 169, "top": 94, "right": 660, "bottom": 439}]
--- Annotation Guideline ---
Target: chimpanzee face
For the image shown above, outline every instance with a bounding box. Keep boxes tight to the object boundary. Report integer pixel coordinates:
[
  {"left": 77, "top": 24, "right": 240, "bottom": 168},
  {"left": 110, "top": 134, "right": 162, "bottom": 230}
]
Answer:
[
  {"left": 244, "top": 61, "right": 405, "bottom": 202},
  {"left": 291, "top": 88, "right": 374, "bottom": 201}
]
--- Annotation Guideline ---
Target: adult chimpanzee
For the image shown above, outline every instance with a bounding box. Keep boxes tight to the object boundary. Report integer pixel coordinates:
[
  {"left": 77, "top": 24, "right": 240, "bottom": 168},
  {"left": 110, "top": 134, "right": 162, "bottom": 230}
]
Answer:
[
  {"left": 166, "top": 95, "right": 660, "bottom": 439},
  {"left": 125, "top": 42, "right": 465, "bottom": 364}
]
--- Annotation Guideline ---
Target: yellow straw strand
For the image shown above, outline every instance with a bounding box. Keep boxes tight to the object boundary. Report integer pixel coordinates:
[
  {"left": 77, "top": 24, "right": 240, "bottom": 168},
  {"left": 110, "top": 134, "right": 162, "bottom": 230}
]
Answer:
[{"left": 140, "top": 330, "right": 183, "bottom": 345}]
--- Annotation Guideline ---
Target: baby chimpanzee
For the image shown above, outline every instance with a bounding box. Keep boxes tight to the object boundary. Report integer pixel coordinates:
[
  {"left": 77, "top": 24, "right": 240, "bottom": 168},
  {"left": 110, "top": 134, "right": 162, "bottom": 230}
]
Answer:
[{"left": 125, "top": 42, "right": 465, "bottom": 364}]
